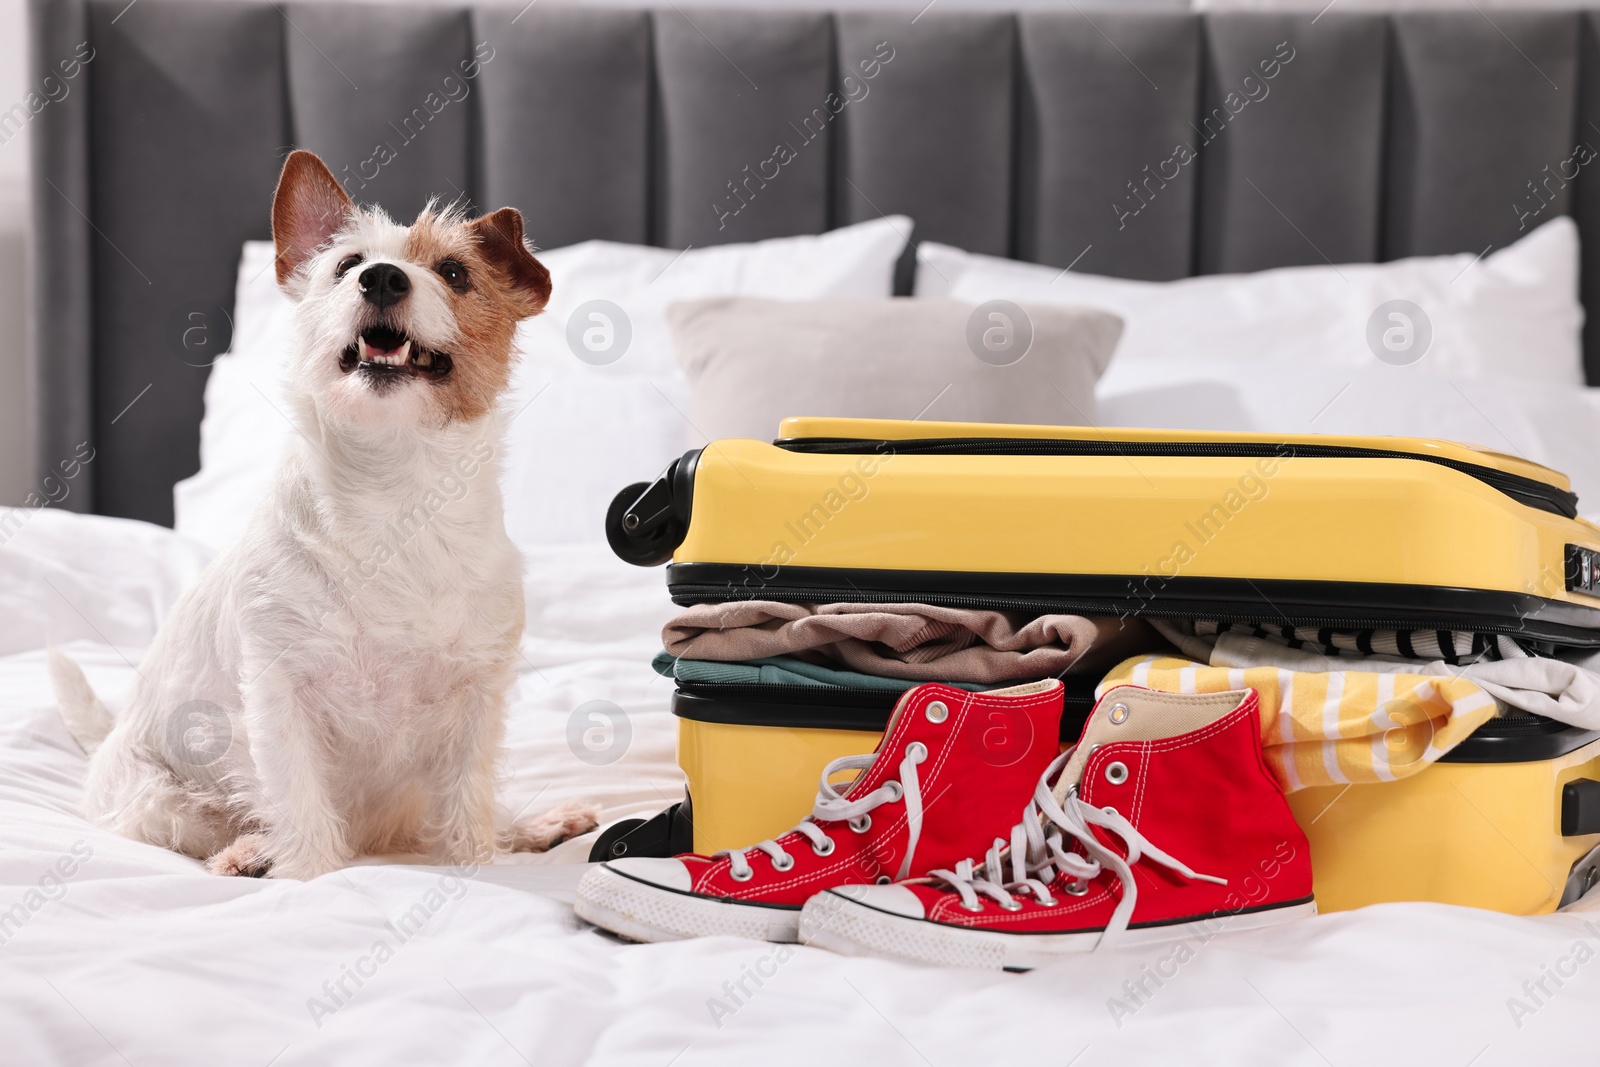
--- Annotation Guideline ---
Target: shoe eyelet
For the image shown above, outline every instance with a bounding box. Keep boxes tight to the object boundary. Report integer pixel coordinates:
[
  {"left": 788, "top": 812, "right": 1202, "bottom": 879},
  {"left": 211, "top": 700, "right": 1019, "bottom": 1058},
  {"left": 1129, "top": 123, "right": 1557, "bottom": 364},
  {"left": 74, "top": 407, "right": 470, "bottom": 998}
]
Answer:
[
  {"left": 1104, "top": 761, "right": 1129, "bottom": 785},
  {"left": 883, "top": 781, "right": 904, "bottom": 803},
  {"left": 812, "top": 838, "right": 836, "bottom": 857},
  {"left": 1021, "top": 885, "right": 1052, "bottom": 903},
  {"left": 850, "top": 815, "right": 872, "bottom": 833},
  {"left": 1064, "top": 880, "right": 1089, "bottom": 896},
  {"left": 906, "top": 741, "right": 928, "bottom": 761},
  {"left": 960, "top": 900, "right": 985, "bottom": 913},
  {"left": 925, "top": 701, "right": 948, "bottom": 724},
  {"left": 729, "top": 866, "right": 754, "bottom": 882},
  {"left": 1000, "top": 899, "right": 1024, "bottom": 911},
  {"left": 876, "top": 875, "right": 892, "bottom": 885},
  {"left": 772, "top": 854, "right": 795, "bottom": 872},
  {"left": 1108, "top": 702, "right": 1130, "bottom": 725}
]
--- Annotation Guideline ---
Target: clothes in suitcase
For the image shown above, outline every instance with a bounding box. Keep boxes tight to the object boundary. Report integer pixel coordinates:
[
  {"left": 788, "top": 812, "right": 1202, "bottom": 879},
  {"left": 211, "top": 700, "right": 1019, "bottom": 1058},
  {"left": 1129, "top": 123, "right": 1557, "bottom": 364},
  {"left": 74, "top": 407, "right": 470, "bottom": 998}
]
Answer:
[{"left": 600, "top": 417, "right": 1600, "bottom": 915}]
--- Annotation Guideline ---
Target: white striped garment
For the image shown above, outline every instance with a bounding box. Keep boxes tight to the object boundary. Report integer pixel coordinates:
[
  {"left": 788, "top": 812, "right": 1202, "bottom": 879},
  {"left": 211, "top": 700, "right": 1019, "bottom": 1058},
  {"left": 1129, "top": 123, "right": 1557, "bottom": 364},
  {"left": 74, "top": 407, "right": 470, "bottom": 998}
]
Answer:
[{"left": 1100, "top": 654, "right": 1499, "bottom": 790}]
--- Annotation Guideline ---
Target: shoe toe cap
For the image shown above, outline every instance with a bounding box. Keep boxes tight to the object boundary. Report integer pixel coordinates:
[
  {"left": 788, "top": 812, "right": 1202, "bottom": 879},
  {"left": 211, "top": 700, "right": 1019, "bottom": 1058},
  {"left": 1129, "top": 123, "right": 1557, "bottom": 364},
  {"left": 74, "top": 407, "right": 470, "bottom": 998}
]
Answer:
[
  {"left": 828, "top": 883, "right": 927, "bottom": 919},
  {"left": 603, "top": 856, "right": 693, "bottom": 892}
]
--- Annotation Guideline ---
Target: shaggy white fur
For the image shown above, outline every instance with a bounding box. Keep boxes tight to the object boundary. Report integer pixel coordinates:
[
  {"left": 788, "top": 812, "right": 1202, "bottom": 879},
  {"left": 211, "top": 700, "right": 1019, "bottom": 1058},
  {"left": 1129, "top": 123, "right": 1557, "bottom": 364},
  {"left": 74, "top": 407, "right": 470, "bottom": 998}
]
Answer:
[{"left": 51, "top": 151, "right": 593, "bottom": 878}]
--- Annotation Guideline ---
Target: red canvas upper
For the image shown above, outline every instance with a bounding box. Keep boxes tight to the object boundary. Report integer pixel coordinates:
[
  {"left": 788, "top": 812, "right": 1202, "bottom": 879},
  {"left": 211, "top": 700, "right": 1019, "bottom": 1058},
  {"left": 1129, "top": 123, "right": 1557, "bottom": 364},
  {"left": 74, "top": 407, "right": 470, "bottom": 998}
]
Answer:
[
  {"left": 894, "top": 689, "right": 1313, "bottom": 933},
  {"left": 675, "top": 680, "right": 1066, "bottom": 908}
]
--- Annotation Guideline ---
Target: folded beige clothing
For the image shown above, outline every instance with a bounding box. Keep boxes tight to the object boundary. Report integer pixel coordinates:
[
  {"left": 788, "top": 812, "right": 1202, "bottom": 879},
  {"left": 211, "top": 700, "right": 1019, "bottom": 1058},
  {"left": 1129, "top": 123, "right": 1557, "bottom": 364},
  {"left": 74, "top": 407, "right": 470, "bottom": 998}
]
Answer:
[{"left": 661, "top": 601, "right": 1155, "bottom": 683}]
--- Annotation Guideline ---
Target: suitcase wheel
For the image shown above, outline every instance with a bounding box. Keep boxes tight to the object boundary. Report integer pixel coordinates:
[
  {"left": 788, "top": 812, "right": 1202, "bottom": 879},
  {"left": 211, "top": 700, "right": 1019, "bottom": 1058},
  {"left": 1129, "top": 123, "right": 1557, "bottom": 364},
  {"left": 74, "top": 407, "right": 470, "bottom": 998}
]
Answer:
[{"left": 587, "top": 796, "right": 695, "bottom": 862}]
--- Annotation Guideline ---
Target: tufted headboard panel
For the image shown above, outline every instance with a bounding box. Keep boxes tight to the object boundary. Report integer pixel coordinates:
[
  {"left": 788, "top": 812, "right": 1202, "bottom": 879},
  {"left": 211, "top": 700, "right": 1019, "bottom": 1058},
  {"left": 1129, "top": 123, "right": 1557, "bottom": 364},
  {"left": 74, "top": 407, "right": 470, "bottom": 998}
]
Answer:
[{"left": 29, "top": 0, "right": 1600, "bottom": 524}]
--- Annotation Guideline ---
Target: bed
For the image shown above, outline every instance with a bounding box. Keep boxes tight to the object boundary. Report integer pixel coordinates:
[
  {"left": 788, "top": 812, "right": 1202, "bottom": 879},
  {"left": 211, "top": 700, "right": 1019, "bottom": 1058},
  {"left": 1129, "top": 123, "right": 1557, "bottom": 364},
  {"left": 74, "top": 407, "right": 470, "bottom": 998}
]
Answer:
[{"left": 14, "top": 2, "right": 1600, "bottom": 1062}]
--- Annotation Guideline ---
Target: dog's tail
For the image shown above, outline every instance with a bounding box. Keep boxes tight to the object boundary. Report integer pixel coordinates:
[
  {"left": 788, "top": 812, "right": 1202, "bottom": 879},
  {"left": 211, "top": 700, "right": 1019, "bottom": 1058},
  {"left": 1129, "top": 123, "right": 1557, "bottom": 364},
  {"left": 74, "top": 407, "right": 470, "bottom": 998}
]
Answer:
[{"left": 48, "top": 647, "right": 115, "bottom": 756}]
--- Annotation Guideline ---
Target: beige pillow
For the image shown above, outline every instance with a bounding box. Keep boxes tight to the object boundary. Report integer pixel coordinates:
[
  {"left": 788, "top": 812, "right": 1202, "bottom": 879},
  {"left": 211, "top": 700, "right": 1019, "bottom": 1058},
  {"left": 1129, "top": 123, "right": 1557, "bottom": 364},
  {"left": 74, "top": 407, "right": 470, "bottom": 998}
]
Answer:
[{"left": 666, "top": 297, "right": 1123, "bottom": 444}]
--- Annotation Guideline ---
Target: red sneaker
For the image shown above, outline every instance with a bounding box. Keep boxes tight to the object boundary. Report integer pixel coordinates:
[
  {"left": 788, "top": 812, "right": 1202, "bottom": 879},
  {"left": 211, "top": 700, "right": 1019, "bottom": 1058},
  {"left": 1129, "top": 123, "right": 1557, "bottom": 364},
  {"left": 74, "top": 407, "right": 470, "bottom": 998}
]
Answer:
[
  {"left": 574, "top": 679, "right": 1066, "bottom": 943},
  {"left": 799, "top": 685, "right": 1315, "bottom": 969}
]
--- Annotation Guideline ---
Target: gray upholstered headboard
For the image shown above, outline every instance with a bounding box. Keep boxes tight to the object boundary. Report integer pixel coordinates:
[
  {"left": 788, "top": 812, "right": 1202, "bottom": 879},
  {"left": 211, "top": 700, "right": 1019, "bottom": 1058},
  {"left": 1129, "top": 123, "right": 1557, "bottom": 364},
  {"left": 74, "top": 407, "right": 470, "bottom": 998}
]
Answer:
[{"left": 29, "top": 0, "right": 1600, "bottom": 526}]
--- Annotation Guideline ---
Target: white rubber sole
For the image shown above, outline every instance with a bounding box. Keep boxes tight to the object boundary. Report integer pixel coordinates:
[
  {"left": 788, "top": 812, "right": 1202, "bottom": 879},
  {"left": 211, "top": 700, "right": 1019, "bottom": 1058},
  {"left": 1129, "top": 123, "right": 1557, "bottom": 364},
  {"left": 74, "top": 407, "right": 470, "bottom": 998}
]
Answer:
[
  {"left": 574, "top": 864, "right": 802, "bottom": 944},
  {"left": 799, "top": 893, "right": 1318, "bottom": 970}
]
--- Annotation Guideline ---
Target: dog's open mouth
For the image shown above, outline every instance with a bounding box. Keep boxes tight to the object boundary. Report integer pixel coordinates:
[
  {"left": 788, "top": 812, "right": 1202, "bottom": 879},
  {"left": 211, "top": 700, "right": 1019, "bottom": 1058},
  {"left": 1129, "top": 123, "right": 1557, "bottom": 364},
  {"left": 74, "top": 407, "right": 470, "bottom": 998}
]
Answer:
[{"left": 339, "top": 326, "right": 453, "bottom": 380}]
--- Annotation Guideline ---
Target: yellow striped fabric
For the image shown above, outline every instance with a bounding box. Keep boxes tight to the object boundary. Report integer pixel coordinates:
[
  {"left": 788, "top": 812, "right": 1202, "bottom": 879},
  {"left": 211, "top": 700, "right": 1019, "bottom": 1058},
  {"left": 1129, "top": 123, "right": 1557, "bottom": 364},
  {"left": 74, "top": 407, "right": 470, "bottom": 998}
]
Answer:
[{"left": 1096, "top": 655, "right": 1500, "bottom": 791}]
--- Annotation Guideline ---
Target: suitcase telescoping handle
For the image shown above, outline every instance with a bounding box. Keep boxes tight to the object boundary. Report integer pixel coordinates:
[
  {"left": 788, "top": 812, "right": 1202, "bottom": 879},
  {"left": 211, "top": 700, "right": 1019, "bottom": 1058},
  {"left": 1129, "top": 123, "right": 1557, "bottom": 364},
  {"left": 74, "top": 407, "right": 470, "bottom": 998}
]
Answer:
[{"left": 605, "top": 449, "right": 700, "bottom": 566}]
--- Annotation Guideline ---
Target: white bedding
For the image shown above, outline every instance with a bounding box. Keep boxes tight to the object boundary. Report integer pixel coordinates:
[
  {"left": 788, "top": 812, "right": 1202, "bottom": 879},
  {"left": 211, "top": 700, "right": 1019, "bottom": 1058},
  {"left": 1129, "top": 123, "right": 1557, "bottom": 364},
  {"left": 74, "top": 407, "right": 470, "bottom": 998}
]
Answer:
[{"left": 5, "top": 512, "right": 1600, "bottom": 1065}]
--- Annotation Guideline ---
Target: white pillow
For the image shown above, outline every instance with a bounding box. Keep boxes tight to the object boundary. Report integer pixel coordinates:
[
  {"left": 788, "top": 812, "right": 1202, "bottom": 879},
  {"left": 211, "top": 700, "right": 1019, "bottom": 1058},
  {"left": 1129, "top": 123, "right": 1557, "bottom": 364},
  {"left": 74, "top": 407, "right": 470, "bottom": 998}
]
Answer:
[
  {"left": 175, "top": 217, "right": 911, "bottom": 552},
  {"left": 173, "top": 242, "right": 295, "bottom": 548},
  {"left": 917, "top": 215, "right": 1585, "bottom": 386},
  {"left": 1095, "top": 356, "right": 1600, "bottom": 522},
  {"left": 501, "top": 218, "right": 908, "bottom": 546}
]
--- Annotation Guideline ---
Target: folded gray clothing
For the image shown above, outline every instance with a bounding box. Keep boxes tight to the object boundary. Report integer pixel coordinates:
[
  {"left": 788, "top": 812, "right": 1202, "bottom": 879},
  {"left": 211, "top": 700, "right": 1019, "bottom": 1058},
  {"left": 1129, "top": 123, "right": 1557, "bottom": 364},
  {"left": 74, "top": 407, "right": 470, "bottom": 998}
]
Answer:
[
  {"left": 661, "top": 601, "right": 1153, "bottom": 684},
  {"left": 1152, "top": 619, "right": 1600, "bottom": 730},
  {"left": 651, "top": 651, "right": 991, "bottom": 692}
]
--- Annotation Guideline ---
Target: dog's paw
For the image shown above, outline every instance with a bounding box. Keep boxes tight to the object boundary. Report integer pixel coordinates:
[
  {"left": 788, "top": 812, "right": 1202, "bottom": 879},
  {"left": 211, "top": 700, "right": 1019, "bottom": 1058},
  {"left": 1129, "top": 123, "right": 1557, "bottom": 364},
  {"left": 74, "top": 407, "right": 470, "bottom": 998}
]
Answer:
[
  {"left": 508, "top": 799, "right": 601, "bottom": 853},
  {"left": 207, "top": 833, "right": 273, "bottom": 878}
]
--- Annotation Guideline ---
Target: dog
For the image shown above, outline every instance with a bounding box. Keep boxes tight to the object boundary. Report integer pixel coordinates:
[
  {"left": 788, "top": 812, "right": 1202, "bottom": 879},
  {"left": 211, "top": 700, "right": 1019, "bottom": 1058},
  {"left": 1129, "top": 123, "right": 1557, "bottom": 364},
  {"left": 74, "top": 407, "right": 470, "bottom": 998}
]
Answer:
[{"left": 50, "top": 149, "right": 597, "bottom": 878}]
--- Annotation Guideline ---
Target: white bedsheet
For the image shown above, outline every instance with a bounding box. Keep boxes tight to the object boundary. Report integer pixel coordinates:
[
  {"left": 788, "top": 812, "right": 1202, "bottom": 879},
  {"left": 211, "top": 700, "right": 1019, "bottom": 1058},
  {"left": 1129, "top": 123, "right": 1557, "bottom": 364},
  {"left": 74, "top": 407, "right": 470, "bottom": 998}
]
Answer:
[{"left": 2, "top": 508, "right": 1598, "bottom": 1065}]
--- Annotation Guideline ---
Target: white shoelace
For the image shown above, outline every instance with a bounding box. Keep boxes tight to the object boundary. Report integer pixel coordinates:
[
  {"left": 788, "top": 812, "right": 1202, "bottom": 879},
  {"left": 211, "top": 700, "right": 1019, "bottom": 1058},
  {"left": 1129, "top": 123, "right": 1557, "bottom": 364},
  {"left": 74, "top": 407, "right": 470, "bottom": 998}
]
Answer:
[
  {"left": 927, "top": 750, "right": 1226, "bottom": 948},
  {"left": 717, "top": 742, "right": 929, "bottom": 882}
]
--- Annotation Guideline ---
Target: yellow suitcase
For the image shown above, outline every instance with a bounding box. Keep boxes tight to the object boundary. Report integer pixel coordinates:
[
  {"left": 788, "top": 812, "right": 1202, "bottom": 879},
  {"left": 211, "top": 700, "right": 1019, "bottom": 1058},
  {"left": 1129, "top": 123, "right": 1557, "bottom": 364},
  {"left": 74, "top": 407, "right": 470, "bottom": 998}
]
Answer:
[{"left": 599, "top": 419, "right": 1600, "bottom": 914}]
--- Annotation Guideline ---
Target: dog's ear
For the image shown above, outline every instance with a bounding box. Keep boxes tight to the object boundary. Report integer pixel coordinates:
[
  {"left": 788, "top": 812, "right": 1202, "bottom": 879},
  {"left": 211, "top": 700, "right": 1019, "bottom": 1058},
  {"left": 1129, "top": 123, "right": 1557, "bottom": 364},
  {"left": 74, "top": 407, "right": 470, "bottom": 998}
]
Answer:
[
  {"left": 272, "top": 150, "right": 354, "bottom": 290},
  {"left": 469, "top": 208, "right": 551, "bottom": 317}
]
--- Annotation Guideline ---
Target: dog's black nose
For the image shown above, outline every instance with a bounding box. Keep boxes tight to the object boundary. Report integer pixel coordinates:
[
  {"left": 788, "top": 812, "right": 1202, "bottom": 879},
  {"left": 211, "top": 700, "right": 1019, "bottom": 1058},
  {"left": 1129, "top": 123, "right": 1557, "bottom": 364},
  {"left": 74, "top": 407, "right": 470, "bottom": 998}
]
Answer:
[{"left": 358, "top": 262, "right": 411, "bottom": 308}]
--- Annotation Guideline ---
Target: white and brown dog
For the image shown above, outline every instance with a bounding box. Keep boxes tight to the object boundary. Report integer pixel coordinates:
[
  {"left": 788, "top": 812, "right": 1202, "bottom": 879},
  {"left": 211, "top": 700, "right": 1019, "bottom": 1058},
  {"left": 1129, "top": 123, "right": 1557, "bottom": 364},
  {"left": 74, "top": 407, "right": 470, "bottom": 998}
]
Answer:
[{"left": 51, "top": 150, "right": 596, "bottom": 878}]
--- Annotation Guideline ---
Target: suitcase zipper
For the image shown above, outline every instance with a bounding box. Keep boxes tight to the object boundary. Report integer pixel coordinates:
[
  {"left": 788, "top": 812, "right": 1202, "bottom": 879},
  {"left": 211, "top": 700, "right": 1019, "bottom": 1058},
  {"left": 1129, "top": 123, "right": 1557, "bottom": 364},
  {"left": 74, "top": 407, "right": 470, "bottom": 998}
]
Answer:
[
  {"left": 672, "top": 678, "right": 1099, "bottom": 708},
  {"left": 670, "top": 681, "right": 1600, "bottom": 761},
  {"left": 775, "top": 436, "right": 1580, "bottom": 519},
  {"left": 672, "top": 680, "right": 1098, "bottom": 739},
  {"left": 665, "top": 574, "right": 1600, "bottom": 648}
]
